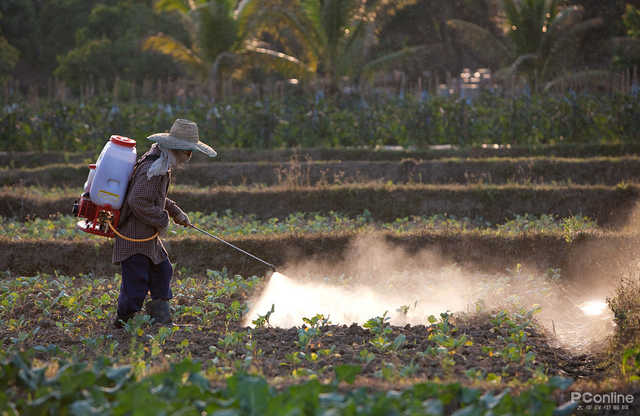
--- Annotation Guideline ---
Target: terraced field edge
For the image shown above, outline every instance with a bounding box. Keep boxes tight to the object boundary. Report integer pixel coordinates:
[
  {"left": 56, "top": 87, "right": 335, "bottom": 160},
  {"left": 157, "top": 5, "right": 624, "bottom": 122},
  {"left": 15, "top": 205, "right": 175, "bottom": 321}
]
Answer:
[
  {"left": 2, "top": 232, "right": 637, "bottom": 285},
  {"left": 2, "top": 184, "right": 636, "bottom": 226},
  {"left": 5, "top": 157, "right": 640, "bottom": 187}
]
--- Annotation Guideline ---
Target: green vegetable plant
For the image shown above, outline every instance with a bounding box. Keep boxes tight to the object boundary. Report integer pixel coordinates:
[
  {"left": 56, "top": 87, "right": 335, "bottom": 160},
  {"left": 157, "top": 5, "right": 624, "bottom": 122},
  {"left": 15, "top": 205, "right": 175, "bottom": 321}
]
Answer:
[
  {"left": 489, "top": 307, "right": 541, "bottom": 369},
  {"left": 421, "top": 312, "right": 472, "bottom": 374},
  {"left": 252, "top": 304, "right": 275, "bottom": 328},
  {"left": 364, "top": 311, "right": 393, "bottom": 352},
  {"left": 296, "top": 314, "right": 330, "bottom": 350}
]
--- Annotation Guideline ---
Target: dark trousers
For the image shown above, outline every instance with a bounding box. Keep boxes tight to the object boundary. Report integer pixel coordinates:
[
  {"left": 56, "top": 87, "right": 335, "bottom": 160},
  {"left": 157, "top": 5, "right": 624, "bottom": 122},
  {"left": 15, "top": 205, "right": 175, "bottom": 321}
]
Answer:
[{"left": 117, "top": 254, "right": 173, "bottom": 319}]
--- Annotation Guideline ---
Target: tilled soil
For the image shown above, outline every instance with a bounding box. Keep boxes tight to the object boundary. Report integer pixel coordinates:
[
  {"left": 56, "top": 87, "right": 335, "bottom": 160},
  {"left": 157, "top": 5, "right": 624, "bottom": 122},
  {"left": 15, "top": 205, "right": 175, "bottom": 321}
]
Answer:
[
  {"left": 3, "top": 232, "right": 640, "bottom": 288},
  {"left": 4, "top": 144, "right": 640, "bottom": 167},
  {"left": 1, "top": 184, "right": 637, "bottom": 225},
  {"left": 6, "top": 158, "right": 640, "bottom": 188},
  {"left": 23, "top": 313, "right": 606, "bottom": 385}
]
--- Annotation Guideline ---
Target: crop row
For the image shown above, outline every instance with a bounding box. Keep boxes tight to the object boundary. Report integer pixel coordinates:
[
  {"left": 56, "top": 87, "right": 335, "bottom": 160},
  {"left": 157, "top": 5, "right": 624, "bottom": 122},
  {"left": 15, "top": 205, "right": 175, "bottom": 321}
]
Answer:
[
  {"left": 0, "top": 212, "right": 598, "bottom": 242},
  {"left": 0, "top": 269, "right": 584, "bottom": 413},
  {"left": 1, "top": 184, "right": 635, "bottom": 225},
  {"left": 5, "top": 157, "right": 640, "bottom": 187},
  {"left": 4, "top": 92, "right": 640, "bottom": 152},
  {"left": 3, "top": 143, "right": 640, "bottom": 168},
  {"left": 0, "top": 354, "right": 579, "bottom": 415},
  {"left": 1, "top": 231, "right": 635, "bottom": 282}
]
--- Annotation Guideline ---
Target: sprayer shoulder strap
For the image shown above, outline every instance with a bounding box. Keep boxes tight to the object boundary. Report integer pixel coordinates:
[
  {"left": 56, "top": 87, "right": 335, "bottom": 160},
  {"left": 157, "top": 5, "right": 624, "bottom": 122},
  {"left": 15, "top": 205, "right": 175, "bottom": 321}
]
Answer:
[{"left": 119, "top": 153, "right": 161, "bottom": 227}]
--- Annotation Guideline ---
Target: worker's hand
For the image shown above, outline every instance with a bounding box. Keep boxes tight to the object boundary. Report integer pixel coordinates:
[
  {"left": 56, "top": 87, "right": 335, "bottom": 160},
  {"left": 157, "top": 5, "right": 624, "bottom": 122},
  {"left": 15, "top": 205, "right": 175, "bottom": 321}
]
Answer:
[{"left": 174, "top": 212, "right": 191, "bottom": 227}]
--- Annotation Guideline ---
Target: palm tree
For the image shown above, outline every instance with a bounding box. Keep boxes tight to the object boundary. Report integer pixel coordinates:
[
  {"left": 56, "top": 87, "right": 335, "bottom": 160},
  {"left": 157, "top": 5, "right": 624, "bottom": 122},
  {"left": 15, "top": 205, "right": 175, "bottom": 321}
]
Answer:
[
  {"left": 144, "top": 0, "right": 309, "bottom": 93},
  {"left": 263, "top": 0, "right": 425, "bottom": 93},
  {"left": 447, "top": 0, "right": 606, "bottom": 91}
]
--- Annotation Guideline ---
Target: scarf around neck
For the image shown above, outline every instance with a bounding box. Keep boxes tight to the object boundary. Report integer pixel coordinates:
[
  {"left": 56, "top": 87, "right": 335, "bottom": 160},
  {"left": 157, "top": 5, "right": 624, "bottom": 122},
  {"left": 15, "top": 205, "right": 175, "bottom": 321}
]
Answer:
[{"left": 147, "top": 144, "right": 178, "bottom": 179}]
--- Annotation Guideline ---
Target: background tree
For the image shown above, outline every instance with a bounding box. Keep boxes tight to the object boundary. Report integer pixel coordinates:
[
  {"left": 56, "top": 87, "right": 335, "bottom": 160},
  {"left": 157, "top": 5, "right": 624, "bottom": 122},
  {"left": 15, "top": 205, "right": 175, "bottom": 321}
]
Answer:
[
  {"left": 143, "top": 0, "right": 307, "bottom": 95},
  {"left": 0, "top": 0, "right": 100, "bottom": 86},
  {"left": 262, "top": 0, "right": 427, "bottom": 93},
  {"left": 54, "top": 1, "right": 185, "bottom": 91},
  {"left": 0, "top": 11, "right": 19, "bottom": 81},
  {"left": 611, "top": 4, "right": 640, "bottom": 70},
  {"left": 447, "top": 0, "right": 605, "bottom": 91},
  {"left": 375, "top": 0, "right": 495, "bottom": 83}
]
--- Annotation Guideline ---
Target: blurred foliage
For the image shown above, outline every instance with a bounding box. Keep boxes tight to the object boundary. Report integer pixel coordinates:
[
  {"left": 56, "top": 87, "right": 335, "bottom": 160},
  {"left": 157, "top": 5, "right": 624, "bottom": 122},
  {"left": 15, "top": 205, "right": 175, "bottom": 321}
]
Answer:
[
  {"left": 375, "top": 0, "right": 494, "bottom": 80},
  {"left": 611, "top": 4, "right": 640, "bottom": 69},
  {"left": 0, "top": 12, "right": 19, "bottom": 81},
  {"left": 624, "top": 4, "right": 640, "bottom": 39},
  {"left": 1, "top": 90, "right": 639, "bottom": 151},
  {"left": 1, "top": 0, "right": 639, "bottom": 89},
  {"left": 448, "top": 0, "right": 608, "bottom": 91},
  {"left": 54, "top": 1, "right": 186, "bottom": 90},
  {"left": 144, "top": 0, "right": 308, "bottom": 93},
  {"left": 259, "top": 0, "right": 427, "bottom": 92}
]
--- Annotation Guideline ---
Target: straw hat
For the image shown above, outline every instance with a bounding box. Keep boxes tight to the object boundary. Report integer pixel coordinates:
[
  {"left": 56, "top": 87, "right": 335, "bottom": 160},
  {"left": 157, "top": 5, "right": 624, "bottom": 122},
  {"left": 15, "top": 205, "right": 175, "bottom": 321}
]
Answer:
[{"left": 147, "top": 119, "right": 217, "bottom": 157}]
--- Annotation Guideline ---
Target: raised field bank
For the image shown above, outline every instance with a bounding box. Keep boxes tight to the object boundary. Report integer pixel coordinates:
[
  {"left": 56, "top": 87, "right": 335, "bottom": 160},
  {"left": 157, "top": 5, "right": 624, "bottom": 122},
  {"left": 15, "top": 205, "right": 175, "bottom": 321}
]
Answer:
[{"left": 3, "top": 144, "right": 640, "bottom": 414}]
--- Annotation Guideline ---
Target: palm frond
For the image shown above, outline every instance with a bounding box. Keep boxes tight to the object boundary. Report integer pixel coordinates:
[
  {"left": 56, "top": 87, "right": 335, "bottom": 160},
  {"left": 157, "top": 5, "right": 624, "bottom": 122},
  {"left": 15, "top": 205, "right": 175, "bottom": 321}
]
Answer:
[
  {"left": 154, "top": 0, "right": 204, "bottom": 41},
  {"left": 504, "top": 0, "right": 557, "bottom": 56},
  {"left": 342, "top": 15, "right": 371, "bottom": 64},
  {"left": 339, "top": 23, "right": 372, "bottom": 76},
  {"left": 544, "top": 70, "right": 615, "bottom": 92},
  {"left": 360, "top": 45, "right": 426, "bottom": 77},
  {"left": 154, "top": 0, "right": 193, "bottom": 13},
  {"left": 143, "top": 34, "right": 207, "bottom": 75},
  {"left": 496, "top": 53, "right": 538, "bottom": 81},
  {"left": 322, "top": 0, "right": 353, "bottom": 59},
  {"left": 447, "top": 19, "right": 512, "bottom": 67},
  {"left": 244, "top": 43, "right": 315, "bottom": 77},
  {"left": 210, "top": 51, "right": 240, "bottom": 81},
  {"left": 365, "top": 0, "right": 418, "bottom": 32},
  {"left": 542, "top": 17, "right": 603, "bottom": 80},
  {"left": 265, "top": 6, "right": 326, "bottom": 61},
  {"left": 234, "top": 0, "right": 261, "bottom": 36},
  {"left": 547, "top": 5, "right": 584, "bottom": 34},
  {"left": 249, "top": 10, "right": 319, "bottom": 73},
  {"left": 197, "top": 0, "right": 239, "bottom": 60}
]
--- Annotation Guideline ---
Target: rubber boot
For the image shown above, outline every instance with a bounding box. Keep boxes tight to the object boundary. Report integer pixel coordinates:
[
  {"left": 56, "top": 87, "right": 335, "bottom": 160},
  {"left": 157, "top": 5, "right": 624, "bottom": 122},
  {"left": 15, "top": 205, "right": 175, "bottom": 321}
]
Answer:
[{"left": 145, "top": 299, "right": 171, "bottom": 325}]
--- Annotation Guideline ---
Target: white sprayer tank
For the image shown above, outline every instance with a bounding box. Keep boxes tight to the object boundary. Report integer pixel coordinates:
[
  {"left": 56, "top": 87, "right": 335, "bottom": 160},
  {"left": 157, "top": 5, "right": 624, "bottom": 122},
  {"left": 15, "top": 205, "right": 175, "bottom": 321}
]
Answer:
[
  {"left": 83, "top": 164, "right": 97, "bottom": 194},
  {"left": 90, "top": 136, "right": 137, "bottom": 209}
]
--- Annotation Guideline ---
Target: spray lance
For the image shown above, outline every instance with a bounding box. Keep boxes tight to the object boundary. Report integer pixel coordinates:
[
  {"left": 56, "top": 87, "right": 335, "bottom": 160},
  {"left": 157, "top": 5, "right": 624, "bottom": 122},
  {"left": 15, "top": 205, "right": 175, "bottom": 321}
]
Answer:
[{"left": 189, "top": 224, "right": 276, "bottom": 272}]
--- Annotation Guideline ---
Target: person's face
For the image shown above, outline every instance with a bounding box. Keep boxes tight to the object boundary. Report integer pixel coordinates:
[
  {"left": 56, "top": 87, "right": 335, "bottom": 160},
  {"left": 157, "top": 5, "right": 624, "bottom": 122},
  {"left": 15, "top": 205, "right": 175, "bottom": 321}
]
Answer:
[{"left": 171, "top": 149, "right": 192, "bottom": 166}]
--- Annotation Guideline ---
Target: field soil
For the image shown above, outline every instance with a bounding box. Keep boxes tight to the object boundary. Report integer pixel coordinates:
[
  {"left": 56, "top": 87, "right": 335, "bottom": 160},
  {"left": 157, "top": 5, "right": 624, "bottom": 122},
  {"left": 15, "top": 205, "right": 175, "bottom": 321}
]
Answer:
[
  {"left": 3, "top": 232, "right": 640, "bottom": 287},
  {"left": 1, "top": 184, "right": 637, "bottom": 226},
  {"left": 5, "top": 158, "right": 640, "bottom": 187},
  {"left": 21, "top": 313, "right": 604, "bottom": 384},
  {"left": 3, "top": 143, "right": 640, "bottom": 166}
]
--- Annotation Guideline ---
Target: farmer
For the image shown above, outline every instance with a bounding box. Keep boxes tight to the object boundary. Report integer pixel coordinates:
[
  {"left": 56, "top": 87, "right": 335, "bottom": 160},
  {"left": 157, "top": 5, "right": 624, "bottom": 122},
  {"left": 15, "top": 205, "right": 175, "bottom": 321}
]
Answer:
[{"left": 112, "top": 119, "right": 217, "bottom": 328}]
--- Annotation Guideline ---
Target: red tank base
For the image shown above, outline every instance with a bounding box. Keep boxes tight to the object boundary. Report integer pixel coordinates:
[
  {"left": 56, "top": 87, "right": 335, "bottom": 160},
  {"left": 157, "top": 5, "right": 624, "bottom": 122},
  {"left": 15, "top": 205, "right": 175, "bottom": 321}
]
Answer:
[{"left": 74, "top": 196, "right": 120, "bottom": 238}]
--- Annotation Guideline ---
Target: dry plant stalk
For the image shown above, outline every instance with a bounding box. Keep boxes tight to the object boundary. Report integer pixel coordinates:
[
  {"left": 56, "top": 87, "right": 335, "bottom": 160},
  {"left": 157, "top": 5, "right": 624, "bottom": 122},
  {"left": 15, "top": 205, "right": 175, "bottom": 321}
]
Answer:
[{"left": 275, "top": 152, "right": 312, "bottom": 189}]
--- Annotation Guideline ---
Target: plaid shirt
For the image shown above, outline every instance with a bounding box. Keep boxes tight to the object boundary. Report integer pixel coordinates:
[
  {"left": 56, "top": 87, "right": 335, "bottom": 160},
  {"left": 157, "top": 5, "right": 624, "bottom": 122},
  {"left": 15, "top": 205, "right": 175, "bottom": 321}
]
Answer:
[{"left": 112, "top": 144, "right": 186, "bottom": 265}]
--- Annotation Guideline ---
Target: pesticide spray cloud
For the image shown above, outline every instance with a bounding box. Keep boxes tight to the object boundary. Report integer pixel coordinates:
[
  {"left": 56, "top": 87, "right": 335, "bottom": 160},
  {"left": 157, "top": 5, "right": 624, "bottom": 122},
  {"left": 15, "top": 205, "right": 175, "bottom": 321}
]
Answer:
[{"left": 244, "top": 235, "right": 614, "bottom": 351}]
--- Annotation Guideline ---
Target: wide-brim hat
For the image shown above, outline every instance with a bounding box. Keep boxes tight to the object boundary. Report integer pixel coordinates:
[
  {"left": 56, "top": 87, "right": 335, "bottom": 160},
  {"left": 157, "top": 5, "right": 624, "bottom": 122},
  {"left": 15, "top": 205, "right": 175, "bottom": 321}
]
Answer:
[{"left": 147, "top": 119, "right": 217, "bottom": 157}]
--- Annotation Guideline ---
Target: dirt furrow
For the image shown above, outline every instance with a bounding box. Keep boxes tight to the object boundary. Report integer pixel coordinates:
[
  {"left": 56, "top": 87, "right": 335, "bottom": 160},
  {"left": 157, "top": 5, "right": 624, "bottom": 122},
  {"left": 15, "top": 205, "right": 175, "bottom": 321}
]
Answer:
[
  {"left": 1, "top": 184, "right": 636, "bottom": 225},
  {"left": 2, "top": 232, "right": 639, "bottom": 285},
  {"left": 4, "top": 158, "right": 640, "bottom": 187}
]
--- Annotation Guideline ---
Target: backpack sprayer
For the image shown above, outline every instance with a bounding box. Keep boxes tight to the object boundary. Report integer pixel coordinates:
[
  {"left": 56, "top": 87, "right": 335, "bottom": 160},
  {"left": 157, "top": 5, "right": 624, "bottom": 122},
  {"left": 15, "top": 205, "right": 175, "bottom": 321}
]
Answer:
[
  {"left": 72, "top": 136, "right": 276, "bottom": 270},
  {"left": 72, "top": 135, "right": 137, "bottom": 238}
]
